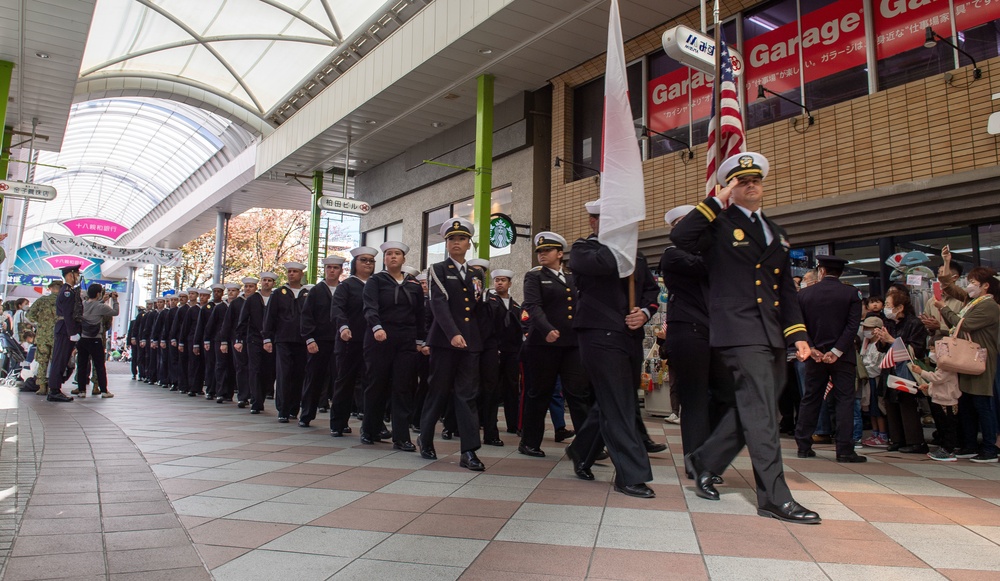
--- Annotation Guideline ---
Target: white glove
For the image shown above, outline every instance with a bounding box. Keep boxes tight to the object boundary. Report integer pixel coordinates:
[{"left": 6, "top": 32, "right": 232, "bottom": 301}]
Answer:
[{"left": 70, "top": 334, "right": 80, "bottom": 342}]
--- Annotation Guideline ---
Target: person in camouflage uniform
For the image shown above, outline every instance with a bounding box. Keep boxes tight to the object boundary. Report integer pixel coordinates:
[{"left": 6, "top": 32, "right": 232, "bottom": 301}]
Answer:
[{"left": 27, "top": 279, "right": 63, "bottom": 396}]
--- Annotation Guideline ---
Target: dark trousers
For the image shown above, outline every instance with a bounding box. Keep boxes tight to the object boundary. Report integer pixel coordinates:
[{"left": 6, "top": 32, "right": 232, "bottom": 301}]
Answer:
[
  {"left": 930, "top": 401, "right": 960, "bottom": 452},
  {"left": 204, "top": 342, "right": 217, "bottom": 396},
  {"left": 664, "top": 322, "right": 730, "bottom": 456},
  {"left": 188, "top": 347, "right": 204, "bottom": 394},
  {"left": 176, "top": 347, "right": 189, "bottom": 392},
  {"left": 693, "top": 346, "right": 793, "bottom": 508},
  {"left": 796, "top": 358, "right": 857, "bottom": 456},
  {"left": 411, "top": 353, "right": 430, "bottom": 427},
  {"left": 301, "top": 340, "right": 336, "bottom": 424},
  {"left": 331, "top": 342, "right": 364, "bottom": 431},
  {"left": 215, "top": 348, "right": 235, "bottom": 400},
  {"left": 76, "top": 338, "right": 108, "bottom": 393},
  {"left": 275, "top": 342, "right": 307, "bottom": 418},
  {"left": 234, "top": 346, "right": 250, "bottom": 402},
  {"left": 247, "top": 342, "right": 275, "bottom": 411},
  {"left": 420, "top": 348, "right": 481, "bottom": 453},
  {"left": 960, "top": 392, "right": 999, "bottom": 456},
  {"left": 499, "top": 350, "right": 521, "bottom": 432},
  {"left": 168, "top": 345, "right": 180, "bottom": 386},
  {"left": 145, "top": 345, "right": 158, "bottom": 383},
  {"left": 570, "top": 329, "right": 652, "bottom": 485},
  {"left": 520, "top": 345, "right": 590, "bottom": 449},
  {"left": 363, "top": 334, "right": 416, "bottom": 442},
  {"left": 778, "top": 359, "right": 802, "bottom": 432},
  {"left": 130, "top": 344, "right": 139, "bottom": 377},
  {"left": 477, "top": 347, "right": 501, "bottom": 441},
  {"left": 49, "top": 334, "right": 75, "bottom": 394},
  {"left": 158, "top": 344, "right": 169, "bottom": 383}
]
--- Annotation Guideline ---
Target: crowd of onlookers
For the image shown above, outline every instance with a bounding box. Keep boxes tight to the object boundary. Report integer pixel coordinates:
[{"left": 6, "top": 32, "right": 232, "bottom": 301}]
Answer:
[{"left": 781, "top": 249, "right": 999, "bottom": 463}]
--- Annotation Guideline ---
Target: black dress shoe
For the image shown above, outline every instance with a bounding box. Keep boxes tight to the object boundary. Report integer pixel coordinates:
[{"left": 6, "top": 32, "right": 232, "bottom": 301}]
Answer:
[
  {"left": 614, "top": 482, "right": 655, "bottom": 499},
  {"left": 419, "top": 443, "right": 437, "bottom": 460},
  {"left": 554, "top": 428, "right": 575, "bottom": 442},
  {"left": 216, "top": 397, "right": 226, "bottom": 404},
  {"left": 644, "top": 439, "right": 668, "bottom": 453},
  {"left": 250, "top": 409, "right": 261, "bottom": 415},
  {"left": 594, "top": 448, "right": 609, "bottom": 461},
  {"left": 236, "top": 400, "right": 246, "bottom": 408},
  {"left": 460, "top": 451, "right": 485, "bottom": 471},
  {"left": 836, "top": 452, "right": 868, "bottom": 463},
  {"left": 188, "top": 391, "right": 199, "bottom": 397},
  {"left": 797, "top": 449, "right": 816, "bottom": 458},
  {"left": 342, "top": 426, "right": 353, "bottom": 434},
  {"left": 757, "top": 501, "right": 821, "bottom": 524},
  {"left": 278, "top": 417, "right": 289, "bottom": 423},
  {"left": 565, "top": 445, "right": 594, "bottom": 481},
  {"left": 886, "top": 442, "right": 901, "bottom": 452},
  {"left": 379, "top": 428, "right": 392, "bottom": 440},
  {"left": 441, "top": 429, "right": 453, "bottom": 440},
  {"left": 330, "top": 429, "right": 343, "bottom": 437},
  {"left": 684, "top": 454, "right": 720, "bottom": 501},
  {"left": 393, "top": 441, "right": 416, "bottom": 452},
  {"left": 360, "top": 433, "right": 375, "bottom": 445},
  {"left": 899, "top": 443, "right": 929, "bottom": 454},
  {"left": 484, "top": 438, "right": 504, "bottom": 447},
  {"left": 298, "top": 421, "right": 310, "bottom": 428},
  {"left": 318, "top": 407, "right": 328, "bottom": 413},
  {"left": 46, "top": 391, "right": 74, "bottom": 403},
  {"left": 169, "top": 386, "right": 179, "bottom": 392},
  {"left": 518, "top": 444, "right": 545, "bottom": 458},
  {"left": 205, "top": 393, "right": 213, "bottom": 400}
]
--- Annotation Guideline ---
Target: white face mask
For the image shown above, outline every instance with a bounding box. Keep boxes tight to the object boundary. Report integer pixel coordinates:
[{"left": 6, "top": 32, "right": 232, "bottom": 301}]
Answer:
[
  {"left": 883, "top": 306, "right": 897, "bottom": 320},
  {"left": 863, "top": 330, "right": 873, "bottom": 339},
  {"left": 799, "top": 282, "right": 807, "bottom": 290},
  {"left": 967, "top": 283, "right": 981, "bottom": 298}
]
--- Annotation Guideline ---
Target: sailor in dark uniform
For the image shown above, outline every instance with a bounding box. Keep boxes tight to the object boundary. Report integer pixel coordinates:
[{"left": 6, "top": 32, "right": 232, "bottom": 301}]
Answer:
[
  {"left": 145, "top": 297, "right": 165, "bottom": 385},
  {"left": 195, "top": 284, "right": 224, "bottom": 399},
  {"left": 47, "top": 264, "right": 84, "bottom": 402},
  {"left": 795, "top": 255, "right": 865, "bottom": 462},
  {"left": 418, "top": 217, "right": 486, "bottom": 471},
  {"left": 128, "top": 305, "right": 145, "bottom": 380},
  {"left": 220, "top": 278, "right": 255, "bottom": 407},
  {"left": 411, "top": 271, "right": 432, "bottom": 431},
  {"left": 169, "top": 290, "right": 192, "bottom": 392},
  {"left": 518, "top": 232, "right": 591, "bottom": 458},
  {"left": 263, "top": 262, "right": 310, "bottom": 423},
  {"left": 671, "top": 152, "right": 820, "bottom": 524},
  {"left": 151, "top": 295, "right": 171, "bottom": 385},
  {"left": 139, "top": 298, "right": 157, "bottom": 382},
  {"left": 360, "top": 241, "right": 423, "bottom": 449},
  {"left": 236, "top": 272, "right": 277, "bottom": 414},
  {"left": 184, "top": 289, "right": 209, "bottom": 396},
  {"left": 212, "top": 283, "right": 240, "bottom": 403},
  {"left": 158, "top": 294, "right": 178, "bottom": 387},
  {"left": 488, "top": 269, "right": 524, "bottom": 435},
  {"left": 300, "top": 256, "right": 345, "bottom": 428},
  {"left": 564, "top": 200, "right": 660, "bottom": 498},
  {"left": 329, "top": 247, "right": 377, "bottom": 435}
]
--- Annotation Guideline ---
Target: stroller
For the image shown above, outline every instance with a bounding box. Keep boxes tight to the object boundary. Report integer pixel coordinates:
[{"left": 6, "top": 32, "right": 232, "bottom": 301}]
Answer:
[{"left": 0, "top": 331, "right": 27, "bottom": 387}]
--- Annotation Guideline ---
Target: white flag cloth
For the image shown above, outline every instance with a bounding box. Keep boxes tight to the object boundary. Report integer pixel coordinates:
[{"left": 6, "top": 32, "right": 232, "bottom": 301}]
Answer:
[
  {"left": 41, "top": 231, "right": 183, "bottom": 267},
  {"left": 598, "top": 0, "right": 645, "bottom": 278}
]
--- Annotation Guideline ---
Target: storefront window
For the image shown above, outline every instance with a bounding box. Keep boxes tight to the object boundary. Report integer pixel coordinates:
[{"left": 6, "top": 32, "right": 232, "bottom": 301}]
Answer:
[
  {"left": 955, "top": 2, "right": 1000, "bottom": 66},
  {"left": 800, "top": 0, "right": 868, "bottom": 111},
  {"left": 744, "top": 0, "right": 801, "bottom": 130},
  {"left": 572, "top": 62, "right": 642, "bottom": 178},
  {"left": 874, "top": 0, "right": 953, "bottom": 90},
  {"left": 362, "top": 221, "right": 403, "bottom": 272},
  {"left": 423, "top": 186, "right": 514, "bottom": 267}
]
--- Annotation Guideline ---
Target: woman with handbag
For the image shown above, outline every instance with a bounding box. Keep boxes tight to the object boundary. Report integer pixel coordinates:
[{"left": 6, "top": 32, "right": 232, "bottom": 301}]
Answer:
[{"left": 935, "top": 267, "right": 1000, "bottom": 463}]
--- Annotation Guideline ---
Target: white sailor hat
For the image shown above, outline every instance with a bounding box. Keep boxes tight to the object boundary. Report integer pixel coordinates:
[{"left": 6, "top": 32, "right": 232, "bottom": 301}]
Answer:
[
  {"left": 322, "top": 255, "right": 347, "bottom": 266},
  {"left": 380, "top": 241, "right": 409, "bottom": 254},
  {"left": 185, "top": 287, "right": 199, "bottom": 294},
  {"left": 664, "top": 205, "right": 696, "bottom": 226},
  {"left": 718, "top": 152, "right": 769, "bottom": 184},
  {"left": 492, "top": 269, "right": 514, "bottom": 280},
  {"left": 224, "top": 283, "right": 241, "bottom": 290},
  {"left": 145, "top": 299, "right": 154, "bottom": 304},
  {"left": 210, "top": 283, "right": 224, "bottom": 291},
  {"left": 534, "top": 231, "right": 567, "bottom": 251},
  {"left": 259, "top": 271, "right": 277, "bottom": 280},
  {"left": 282, "top": 261, "right": 306, "bottom": 270},
  {"left": 439, "top": 217, "right": 475, "bottom": 239},
  {"left": 584, "top": 200, "right": 602, "bottom": 215},
  {"left": 350, "top": 246, "right": 378, "bottom": 258},
  {"left": 241, "top": 277, "right": 259, "bottom": 285},
  {"left": 197, "top": 288, "right": 212, "bottom": 295},
  {"left": 415, "top": 272, "right": 428, "bottom": 281},
  {"left": 467, "top": 258, "right": 490, "bottom": 270},
  {"left": 401, "top": 265, "right": 420, "bottom": 276}
]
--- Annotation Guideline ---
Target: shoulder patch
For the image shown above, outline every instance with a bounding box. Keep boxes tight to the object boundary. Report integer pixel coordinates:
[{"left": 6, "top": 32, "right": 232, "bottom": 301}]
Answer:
[
  {"left": 529, "top": 266, "right": 542, "bottom": 272},
  {"left": 281, "top": 288, "right": 287, "bottom": 295}
]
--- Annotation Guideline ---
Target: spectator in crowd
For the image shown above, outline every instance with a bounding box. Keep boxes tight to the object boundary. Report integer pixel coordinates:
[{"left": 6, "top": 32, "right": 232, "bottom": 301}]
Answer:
[
  {"left": 860, "top": 317, "right": 889, "bottom": 448},
  {"left": 873, "top": 287, "right": 928, "bottom": 453},
  {"left": 910, "top": 353, "right": 962, "bottom": 461}
]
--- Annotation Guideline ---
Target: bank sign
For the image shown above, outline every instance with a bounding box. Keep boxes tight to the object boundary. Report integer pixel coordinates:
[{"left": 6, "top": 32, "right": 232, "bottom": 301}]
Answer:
[{"left": 648, "top": 0, "right": 1000, "bottom": 134}]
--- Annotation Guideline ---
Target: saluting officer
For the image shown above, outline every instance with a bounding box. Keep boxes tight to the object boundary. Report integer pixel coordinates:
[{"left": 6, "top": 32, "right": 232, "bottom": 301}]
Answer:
[
  {"left": 330, "top": 247, "right": 377, "bottom": 435},
  {"left": 47, "top": 264, "right": 84, "bottom": 402},
  {"left": 263, "top": 262, "right": 310, "bottom": 423},
  {"left": 300, "top": 256, "right": 345, "bottom": 428},
  {"left": 518, "top": 232, "right": 591, "bottom": 458},
  {"left": 213, "top": 283, "right": 240, "bottom": 403},
  {"left": 236, "top": 273, "right": 277, "bottom": 414},
  {"left": 795, "top": 255, "right": 865, "bottom": 463},
  {"left": 221, "top": 278, "right": 256, "bottom": 407},
  {"left": 169, "top": 291, "right": 192, "bottom": 392},
  {"left": 419, "top": 217, "right": 486, "bottom": 471},
  {"left": 361, "top": 241, "right": 423, "bottom": 449},
  {"left": 671, "top": 152, "right": 820, "bottom": 524}
]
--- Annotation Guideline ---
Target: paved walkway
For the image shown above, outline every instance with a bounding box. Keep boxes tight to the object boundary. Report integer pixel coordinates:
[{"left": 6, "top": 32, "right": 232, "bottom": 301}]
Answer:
[{"left": 2, "top": 368, "right": 1000, "bottom": 580}]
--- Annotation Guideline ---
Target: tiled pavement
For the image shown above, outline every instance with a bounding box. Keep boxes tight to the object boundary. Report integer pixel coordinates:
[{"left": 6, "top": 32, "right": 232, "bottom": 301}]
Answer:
[{"left": 3, "top": 370, "right": 1000, "bottom": 580}]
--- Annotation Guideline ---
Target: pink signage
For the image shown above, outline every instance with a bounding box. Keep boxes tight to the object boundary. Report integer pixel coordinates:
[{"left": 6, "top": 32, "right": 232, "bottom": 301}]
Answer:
[
  {"left": 44, "top": 255, "right": 95, "bottom": 271},
  {"left": 61, "top": 218, "right": 129, "bottom": 241}
]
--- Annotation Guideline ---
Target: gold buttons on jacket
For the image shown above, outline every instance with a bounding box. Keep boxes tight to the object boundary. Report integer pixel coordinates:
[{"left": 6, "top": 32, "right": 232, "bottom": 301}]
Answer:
[
  {"left": 774, "top": 301, "right": 780, "bottom": 306},
  {"left": 773, "top": 285, "right": 778, "bottom": 290},
  {"left": 757, "top": 298, "right": 763, "bottom": 304},
  {"left": 567, "top": 297, "right": 573, "bottom": 301},
  {"left": 567, "top": 315, "right": 573, "bottom": 319},
  {"left": 756, "top": 264, "right": 761, "bottom": 269},
  {"left": 464, "top": 297, "right": 469, "bottom": 302},
  {"left": 465, "top": 307, "right": 470, "bottom": 311},
  {"left": 774, "top": 268, "right": 780, "bottom": 274},
  {"left": 755, "top": 280, "right": 761, "bottom": 286},
  {"left": 567, "top": 306, "right": 573, "bottom": 311},
  {"left": 464, "top": 317, "right": 470, "bottom": 322}
]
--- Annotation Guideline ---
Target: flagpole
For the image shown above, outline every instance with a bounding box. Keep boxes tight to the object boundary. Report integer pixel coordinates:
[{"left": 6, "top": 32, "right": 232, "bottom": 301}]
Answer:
[{"left": 712, "top": 0, "right": 722, "bottom": 185}]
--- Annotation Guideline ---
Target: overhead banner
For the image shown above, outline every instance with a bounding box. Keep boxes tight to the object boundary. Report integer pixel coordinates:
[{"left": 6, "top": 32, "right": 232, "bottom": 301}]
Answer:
[
  {"left": 7, "top": 274, "right": 127, "bottom": 292},
  {"left": 41, "top": 232, "right": 183, "bottom": 267},
  {"left": 61, "top": 218, "right": 129, "bottom": 241}
]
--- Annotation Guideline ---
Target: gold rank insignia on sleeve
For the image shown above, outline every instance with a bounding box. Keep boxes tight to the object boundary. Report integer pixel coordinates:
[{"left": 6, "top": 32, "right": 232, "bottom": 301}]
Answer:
[
  {"left": 733, "top": 229, "right": 745, "bottom": 241},
  {"left": 695, "top": 201, "right": 716, "bottom": 221},
  {"left": 783, "top": 324, "right": 807, "bottom": 337}
]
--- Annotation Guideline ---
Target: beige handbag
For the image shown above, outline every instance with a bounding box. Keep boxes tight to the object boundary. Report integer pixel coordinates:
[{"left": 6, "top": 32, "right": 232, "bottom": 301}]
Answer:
[{"left": 934, "top": 318, "right": 987, "bottom": 375}]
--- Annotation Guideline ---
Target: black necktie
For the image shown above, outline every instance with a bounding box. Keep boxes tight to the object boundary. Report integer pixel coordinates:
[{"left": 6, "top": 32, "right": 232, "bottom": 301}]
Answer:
[
  {"left": 750, "top": 213, "right": 766, "bottom": 244},
  {"left": 460, "top": 265, "right": 466, "bottom": 279}
]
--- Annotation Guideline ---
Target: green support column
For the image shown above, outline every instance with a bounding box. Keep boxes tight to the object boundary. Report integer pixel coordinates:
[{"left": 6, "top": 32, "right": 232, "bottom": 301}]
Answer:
[
  {"left": 473, "top": 74, "right": 494, "bottom": 260},
  {"left": 0, "top": 60, "right": 16, "bottom": 219},
  {"left": 308, "top": 170, "right": 323, "bottom": 284}
]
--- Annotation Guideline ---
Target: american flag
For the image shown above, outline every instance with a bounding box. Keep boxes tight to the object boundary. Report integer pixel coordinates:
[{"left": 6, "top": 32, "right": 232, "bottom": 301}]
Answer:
[
  {"left": 879, "top": 337, "right": 912, "bottom": 369},
  {"left": 705, "top": 29, "right": 746, "bottom": 196}
]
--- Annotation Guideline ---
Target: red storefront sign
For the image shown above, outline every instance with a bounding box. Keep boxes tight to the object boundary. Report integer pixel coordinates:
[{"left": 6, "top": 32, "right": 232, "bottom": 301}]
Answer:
[
  {"left": 647, "top": 68, "right": 714, "bottom": 133},
  {"left": 874, "top": 0, "right": 950, "bottom": 58},
  {"left": 954, "top": 0, "right": 1000, "bottom": 32}
]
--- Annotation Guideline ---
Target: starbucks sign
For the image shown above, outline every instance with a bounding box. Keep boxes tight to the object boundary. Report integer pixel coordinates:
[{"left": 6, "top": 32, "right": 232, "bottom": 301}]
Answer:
[{"left": 489, "top": 213, "right": 515, "bottom": 249}]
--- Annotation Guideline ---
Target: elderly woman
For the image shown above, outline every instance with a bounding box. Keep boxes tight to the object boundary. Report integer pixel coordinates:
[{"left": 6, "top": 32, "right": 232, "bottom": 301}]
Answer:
[{"left": 935, "top": 266, "right": 1000, "bottom": 463}]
